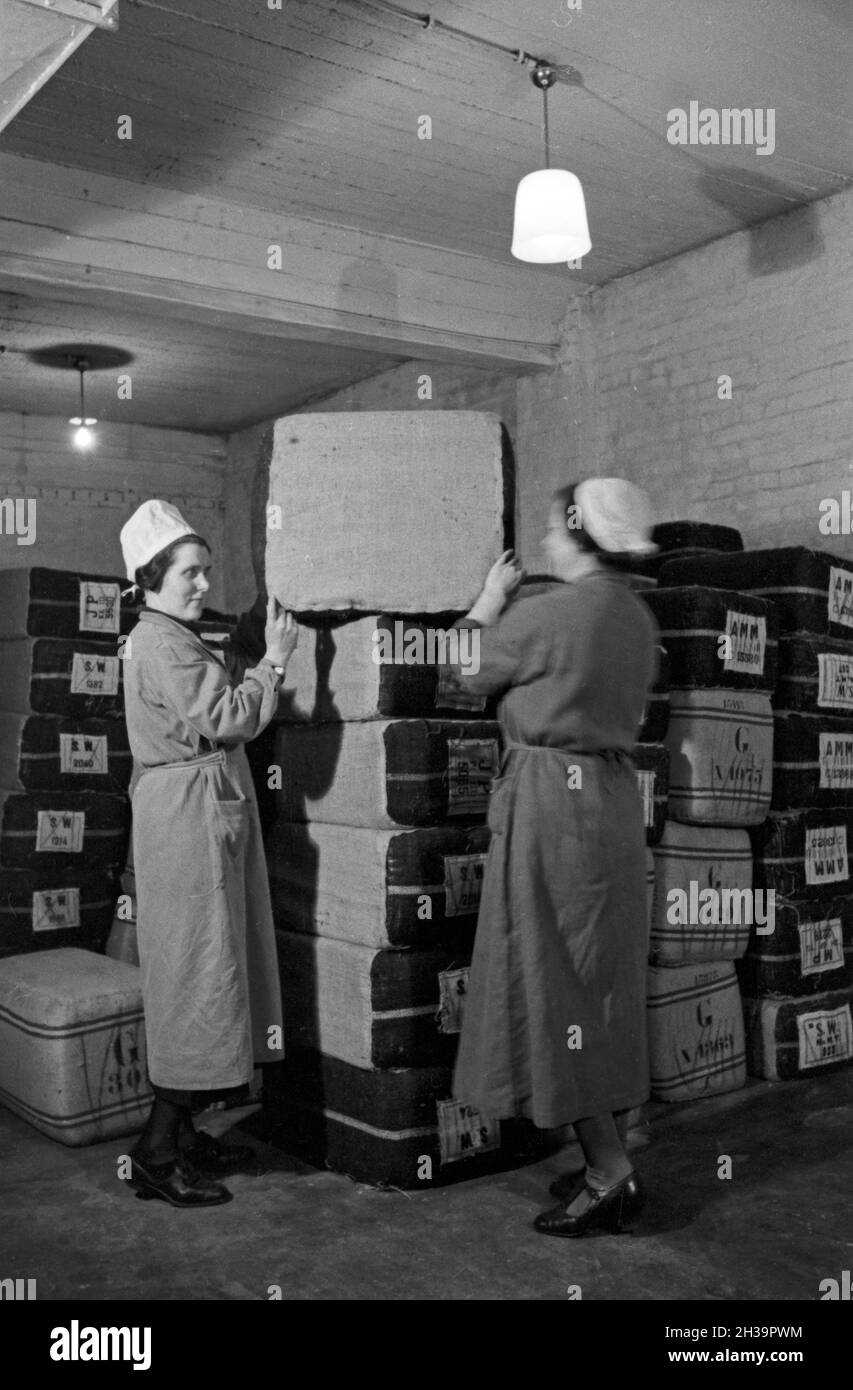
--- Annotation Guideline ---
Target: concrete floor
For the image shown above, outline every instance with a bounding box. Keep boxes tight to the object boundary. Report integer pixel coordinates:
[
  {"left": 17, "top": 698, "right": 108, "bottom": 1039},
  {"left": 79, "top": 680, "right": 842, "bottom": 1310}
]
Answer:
[{"left": 2, "top": 1069, "right": 852, "bottom": 1302}]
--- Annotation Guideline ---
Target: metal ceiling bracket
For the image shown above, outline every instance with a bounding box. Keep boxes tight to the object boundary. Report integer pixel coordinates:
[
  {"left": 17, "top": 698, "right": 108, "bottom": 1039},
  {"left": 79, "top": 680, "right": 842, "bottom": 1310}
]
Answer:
[{"left": 14, "top": 0, "right": 119, "bottom": 32}]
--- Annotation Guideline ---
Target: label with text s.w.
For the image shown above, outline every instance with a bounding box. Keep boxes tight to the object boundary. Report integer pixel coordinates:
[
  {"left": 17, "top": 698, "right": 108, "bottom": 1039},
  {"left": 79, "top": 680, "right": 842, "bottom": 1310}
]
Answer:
[
  {"left": 443, "top": 852, "right": 488, "bottom": 916},
  {"left": 70, "top": 651, "right": 120, "bottom": 696},
  {"left": 796, "top": 1004, "right": 853, "bottom": 1069},
  {"left": 59, "top": 733, "right": 109, "bottom": 776},
  {"left": 437, "top": 967, "right": 471, "bottom": 1034},
  {"left": 32, "top": 887, "right": 81, "bottom": 931},
  {"left": 35, "top": 810, "right": 86, "bottom": 853}
]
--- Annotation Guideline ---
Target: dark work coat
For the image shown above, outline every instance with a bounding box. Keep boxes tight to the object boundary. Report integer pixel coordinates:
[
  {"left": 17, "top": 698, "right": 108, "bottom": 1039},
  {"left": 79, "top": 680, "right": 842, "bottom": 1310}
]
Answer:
[{"left": 448, "top": 569, "right": 658, "bottom": 1129}]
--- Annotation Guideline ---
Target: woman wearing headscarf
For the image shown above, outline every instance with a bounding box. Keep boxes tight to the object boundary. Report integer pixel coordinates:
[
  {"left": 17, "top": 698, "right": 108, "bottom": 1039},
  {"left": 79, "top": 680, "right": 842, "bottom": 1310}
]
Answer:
[
  {"left": 119, "top": 500, "right": 297, "bottom": 1208},
  {"left": 444, "top": 478, "right": 659, "bottom": 1237}
]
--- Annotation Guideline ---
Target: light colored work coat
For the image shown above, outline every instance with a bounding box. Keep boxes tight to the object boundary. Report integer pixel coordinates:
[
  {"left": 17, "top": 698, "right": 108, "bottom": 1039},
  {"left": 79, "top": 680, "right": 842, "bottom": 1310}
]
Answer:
[
  {"left": 123, "top": 608, "right": 284, "bottom": 1091},
  {"left": 449, "top": 571, "right": 658, "bottom": 1129}
]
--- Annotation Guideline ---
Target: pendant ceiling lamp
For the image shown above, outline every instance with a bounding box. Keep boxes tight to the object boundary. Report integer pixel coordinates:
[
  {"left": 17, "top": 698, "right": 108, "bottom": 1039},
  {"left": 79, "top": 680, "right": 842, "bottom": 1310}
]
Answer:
[
  {"left": 69, "top": 357, "right": 97, "bottom": 450},
  {"left": 511, "top": 63, "right": 591, "bottom": 264},
  {"left": 24, "top": 343, "right": 134, "bottom": 451}
]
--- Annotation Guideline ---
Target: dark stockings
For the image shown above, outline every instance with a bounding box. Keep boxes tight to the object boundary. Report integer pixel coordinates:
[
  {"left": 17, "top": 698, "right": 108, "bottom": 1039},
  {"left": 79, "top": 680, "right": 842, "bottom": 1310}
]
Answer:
[{"left": 134, "top": 1090, "right": 196, "bottom": 1167}]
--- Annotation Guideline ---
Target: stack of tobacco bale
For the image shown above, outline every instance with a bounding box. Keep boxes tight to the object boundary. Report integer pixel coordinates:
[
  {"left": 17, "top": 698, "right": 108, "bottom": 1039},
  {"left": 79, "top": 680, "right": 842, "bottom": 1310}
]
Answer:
[
  {"left": 263, "top": 411, "right": 515, "bottom": 1187},
  {"left": 660, "top": 547, "right": 853, "bottom": 1081},
  {"left": 0, "top": 568, "right": 134, "bottom": 961},
  {"left": 639, "top": 524, "right": 779, "bottom": 1103}
]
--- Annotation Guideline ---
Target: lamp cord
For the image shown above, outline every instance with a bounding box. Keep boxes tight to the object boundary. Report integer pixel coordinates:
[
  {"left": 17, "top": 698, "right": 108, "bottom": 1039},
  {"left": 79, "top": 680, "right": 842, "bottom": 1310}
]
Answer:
[{"left": 543, "top": 86, "right": 550, "bottom": 169}]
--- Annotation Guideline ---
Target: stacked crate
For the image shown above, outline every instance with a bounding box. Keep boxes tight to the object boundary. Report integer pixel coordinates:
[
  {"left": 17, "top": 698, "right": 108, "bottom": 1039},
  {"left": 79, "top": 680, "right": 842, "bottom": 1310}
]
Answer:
[
  {"left": 640, "top": 528, "right": 778, "bottom": 1102},
  {"left": 262, "top": 411, "right": 515, "bottom": 1186},
  {"left": 0, "top": 569, "right": 133, "bottom": 961},
  {"left": 660, "top": 547, "right": 853, "bottom": 1081}
]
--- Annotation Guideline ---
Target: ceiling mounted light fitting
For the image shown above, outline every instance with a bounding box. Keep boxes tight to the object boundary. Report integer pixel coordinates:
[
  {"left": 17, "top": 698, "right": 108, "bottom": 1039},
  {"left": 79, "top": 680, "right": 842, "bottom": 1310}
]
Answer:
[
  {"left": 25, "top": 343, "right": 134, "bottom": 451},
  {"left": 69, "top": 357, "right": 97, "bottom": 450},
  {"left": 511, "top": 62, "right": 591, "bottom": 265}
]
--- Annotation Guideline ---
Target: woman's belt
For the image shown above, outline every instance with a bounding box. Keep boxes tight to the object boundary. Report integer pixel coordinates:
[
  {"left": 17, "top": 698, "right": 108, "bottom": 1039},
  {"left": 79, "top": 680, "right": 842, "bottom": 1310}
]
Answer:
[
  {"left": 135, "top": 747, "right": 228, "bottom": 779},
  {"left": 502, "top": 739, "right": 633, "bottom": 762}
]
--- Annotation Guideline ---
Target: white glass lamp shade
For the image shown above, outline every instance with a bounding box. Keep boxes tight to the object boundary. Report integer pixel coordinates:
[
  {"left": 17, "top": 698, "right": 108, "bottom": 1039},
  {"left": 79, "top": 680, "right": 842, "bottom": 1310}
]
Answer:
[{"left": 511, "top": 168, "right": 591, "bottom": 263}]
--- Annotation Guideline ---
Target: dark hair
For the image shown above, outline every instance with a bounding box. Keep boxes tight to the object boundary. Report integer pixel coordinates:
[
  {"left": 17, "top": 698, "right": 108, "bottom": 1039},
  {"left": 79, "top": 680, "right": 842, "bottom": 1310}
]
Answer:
[
  {"left": 135, "top": 534, "right": 210, "bottom": 593},
  {"left": 550, "top": 484, "right": 632, "bottom": 571}
]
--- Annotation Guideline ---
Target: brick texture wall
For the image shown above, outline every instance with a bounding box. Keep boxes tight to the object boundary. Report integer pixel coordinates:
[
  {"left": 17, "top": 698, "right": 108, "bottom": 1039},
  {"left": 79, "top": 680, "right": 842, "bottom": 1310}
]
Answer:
[{"left": 227, "top": 184, "right": 852, "bottom": 600}]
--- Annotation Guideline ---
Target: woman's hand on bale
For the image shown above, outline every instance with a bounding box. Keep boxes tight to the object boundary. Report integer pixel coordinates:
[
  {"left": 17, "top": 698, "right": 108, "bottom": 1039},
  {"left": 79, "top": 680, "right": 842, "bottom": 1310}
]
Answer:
[
  {"left": 264, "top": 595, "right": 298, "bottom": 668},
  {"left": 483, "top": 550, "right": 523, "bottom": 602}
]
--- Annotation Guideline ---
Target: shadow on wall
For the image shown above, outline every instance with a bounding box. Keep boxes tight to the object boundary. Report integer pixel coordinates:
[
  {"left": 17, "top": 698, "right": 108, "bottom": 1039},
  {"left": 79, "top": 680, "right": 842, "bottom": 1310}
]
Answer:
[{"left": 698, "top": 168, "right": 826, "bottom": 274}]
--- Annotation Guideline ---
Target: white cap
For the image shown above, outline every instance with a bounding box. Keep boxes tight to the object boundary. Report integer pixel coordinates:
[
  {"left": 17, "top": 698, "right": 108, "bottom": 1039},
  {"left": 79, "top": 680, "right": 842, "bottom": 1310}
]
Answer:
[
  {"left": 574, "top": 478, "right": 658, "bottom": 555},
  {"left": 120, "top": 499, "right": 196, "bottom": 582}
]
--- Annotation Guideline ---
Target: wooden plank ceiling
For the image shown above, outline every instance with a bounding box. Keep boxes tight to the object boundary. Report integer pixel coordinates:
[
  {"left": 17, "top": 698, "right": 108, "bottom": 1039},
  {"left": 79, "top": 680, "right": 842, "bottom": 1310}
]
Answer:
[{"left": 0, "top": 0, "right": 851, "bottom": 432}]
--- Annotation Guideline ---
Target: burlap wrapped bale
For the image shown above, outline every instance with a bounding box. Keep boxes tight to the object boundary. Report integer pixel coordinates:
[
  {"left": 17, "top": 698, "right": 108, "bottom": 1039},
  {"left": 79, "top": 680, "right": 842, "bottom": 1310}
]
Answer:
[
  {"left": 0, "top": 869, "right": 116, "bottom": 959},
  {"left": 649, "top": 821, "right": 754, "bottom": 966},
  {"left": 263, "top": 1050, "right": 500, "bottom": 1188},
  {"left": 653, "top": 522, "right": 744, "bottom": 554},
  {"left": 641, "top": 587, "right": 778, "bottom": 691},
  {"left": 774, "top": 634, "right": 853, "bottom": 714},
  {"left": 265, "top": 412, "right": 514, "bottom": 612},
  {"left": 737, "top": 896, "right": 853, "bottom": 999},
  {"left": 267, "top": 819, "right": 489, "bottom": 949},
  {"left": 0, "top": 637, "right": 124, "bottom": 718},
  {"left": 773, "top": 711, "right": 853, "bottom": 809},
  {"left": 647, "top": 961, "right": 746, "bottom": 1102},
  {"left": 743, "top": 988, "right": 853, "bottom": 1080},
  {"left": 276, "top": 612, "right": 494, "bottom": 723},
  {"left": 0, "top": 714, "right": 131, "bottom": 793},
  {"left": 751, "top": 809, "right": 853, "bottom": 901},
  {"left": 0, "top": 947, "right": 151, "bottom": 1144},
  {"left": 665, "top": 689, "right": 773, "bottom": 826},
  {"left": 274, "top": 719, "right": 500, "bottom": 828},
  {"left": 274, "top": 929, "right": 470, "bottom": 1069},
  {"left": 0, "top": 568, "right": 136, "bottom": 639},
  {"left": 0, "top": 791, "right": 129, "bottom": 872},
  {"left": 658, "top": 547, "right": 853, "bottom": 638}
]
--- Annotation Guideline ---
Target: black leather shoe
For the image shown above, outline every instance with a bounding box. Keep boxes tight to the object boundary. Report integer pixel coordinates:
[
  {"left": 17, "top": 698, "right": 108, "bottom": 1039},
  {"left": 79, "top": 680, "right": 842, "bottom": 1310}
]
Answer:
[
  {"left": 181, "top": 1130, "right": 259, "bottom": 1177},
  {"left": 548, "top": 1168, "right": 587, "bottom": 1202},
  {"left": 128, "top": 1153, "right": 233, "bottom": 1208},
  {"left": 534, "top": 1172, "right": 644, "bottom": 1237}
]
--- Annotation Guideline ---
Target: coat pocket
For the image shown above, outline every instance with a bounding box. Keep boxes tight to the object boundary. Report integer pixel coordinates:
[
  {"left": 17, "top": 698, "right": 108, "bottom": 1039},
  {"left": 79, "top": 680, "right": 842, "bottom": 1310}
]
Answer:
[{"left": 205, "top": 765, "right": 250, "bottom": 863}]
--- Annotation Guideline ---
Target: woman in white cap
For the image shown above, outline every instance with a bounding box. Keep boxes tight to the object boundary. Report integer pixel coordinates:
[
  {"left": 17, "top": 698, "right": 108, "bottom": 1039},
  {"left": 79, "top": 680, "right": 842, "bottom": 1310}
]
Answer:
[
  {"left": 445, "top": 478, "right": 659, "bottom": 1237},
  {"left": 119, "top": 499, "right": 297, "bottom": 1207}
]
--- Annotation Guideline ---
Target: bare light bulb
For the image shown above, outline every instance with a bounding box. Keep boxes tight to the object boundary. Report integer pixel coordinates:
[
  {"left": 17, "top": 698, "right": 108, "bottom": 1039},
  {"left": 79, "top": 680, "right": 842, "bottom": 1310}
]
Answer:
[{"left": 71, "top": 421, "right": 96, "bottom": 449}]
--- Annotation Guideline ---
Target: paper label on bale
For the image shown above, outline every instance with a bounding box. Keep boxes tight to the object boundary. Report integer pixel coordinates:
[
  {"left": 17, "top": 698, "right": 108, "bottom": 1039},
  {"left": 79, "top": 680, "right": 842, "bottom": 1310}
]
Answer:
[
  {"left": 443, "top": 852, "right": 488, "bottom": 916},
  {"left": 70, "top": 652, "right": 120, "bottom": 696},
  {"left": 437, "top": 967, "right": 470, "bottom": 1034},
  {"left": 804, "top": 825, "right": 848, "bottom": 886},
  {"left": 78, "top": 581, "right": 121, "bottom": 635},
  {"left": 59, "top": 734, "right": 109, "bottom": 776},
  {"left": 36, "top": 811, "right": 85, "bottom": 853},
  {"left": 798, "top": 917, "right": 845, "bottom": 977},
  {"left": 437, "top": 1098, "right": 500, "bottom": 1164},
  {"left": 817, "top": 654, "right": 853, "bottom": 711},
  {"left": 818, "top": 733, "right": 853, "bottom": 790},
  {"left": 447, "top": 739, "right": 499, "bottom": 815},
  {"left": 828, "top": 568, "right": 853, "bottom": 629},
  {"left": 723, "top": 610, "right": 766, "bottom": 675},
  {"left": 636, "top": 770, "right": 655, "bottom": 829},
  {"left": 32, "top": 887, "right": 81, "bottom": 931},
  {"left": 796, "top": 1005, "right": 853, "bottom": 1069}
]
